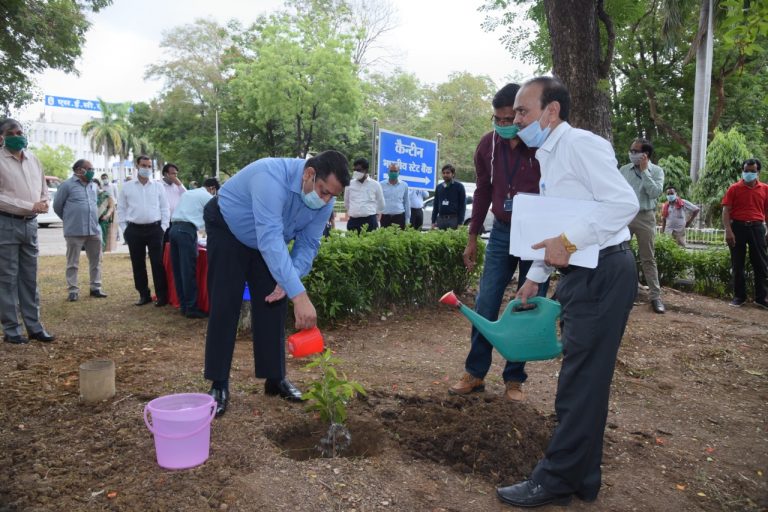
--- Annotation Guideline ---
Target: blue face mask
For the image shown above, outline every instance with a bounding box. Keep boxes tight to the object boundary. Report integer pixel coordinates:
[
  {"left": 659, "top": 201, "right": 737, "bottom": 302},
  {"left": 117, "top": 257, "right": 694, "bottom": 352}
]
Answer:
[
  {"left": 667, "top": 194, "right": 677, "bottom": 202},
  {"left": 494, "top": 124, "right": 519, "bottom": 140},
  {"left": 743, "top": 171, "right": 758, "bottom": 183},
  {"left": 517, "top": 106, "right": 551, "bottom": 148},
  {"left": 302, "top": 173, "right": 326, "bottom": 209}
]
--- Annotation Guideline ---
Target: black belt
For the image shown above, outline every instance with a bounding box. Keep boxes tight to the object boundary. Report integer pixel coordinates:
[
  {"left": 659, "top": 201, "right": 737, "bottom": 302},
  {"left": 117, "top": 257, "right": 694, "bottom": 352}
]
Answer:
[
  {"left": 128, "top": 221, "right": 161, "bottom": 227},
  {"left": 732, "top": 220, "right": 764, "bottom": 226},
  {"left": 559, "top": 241, "right": 630, "bottom": 275},
  {"left": 438, "top": 214, "right": 458, "bottom": 218},
  {"left": 172, "top": 221, "right": 197, "bottom": 229},
  {"left": 0, "top": 210, "right": 37, "bottom": 221}
]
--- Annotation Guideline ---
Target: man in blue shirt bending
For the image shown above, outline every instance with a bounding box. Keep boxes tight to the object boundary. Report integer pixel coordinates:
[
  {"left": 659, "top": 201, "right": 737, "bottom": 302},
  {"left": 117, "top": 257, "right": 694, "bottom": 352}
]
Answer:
[{"left": 203, "top": 151, "right": 350, "bottom": 416}]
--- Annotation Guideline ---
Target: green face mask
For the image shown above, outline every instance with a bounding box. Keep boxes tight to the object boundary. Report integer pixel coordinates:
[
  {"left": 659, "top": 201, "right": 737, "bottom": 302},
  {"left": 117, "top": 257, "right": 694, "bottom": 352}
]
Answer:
[
  {"left": 388, "top": 172, "right": 399, "bottom": 181},
  {"left": 494, "top": 124, "right": 519, "bottom": 140},
  {"left": 4, "top": 135, "right": 28, "bottom": 151},
  {"left": 85, "top": 170, "right": 95, "bottom": 181}
]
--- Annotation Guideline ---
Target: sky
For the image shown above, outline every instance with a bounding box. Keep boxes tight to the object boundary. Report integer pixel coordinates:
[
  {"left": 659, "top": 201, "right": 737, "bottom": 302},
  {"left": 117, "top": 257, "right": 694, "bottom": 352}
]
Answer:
[{"left": 19, "top": 0, "right": 534, "bottom": 114}]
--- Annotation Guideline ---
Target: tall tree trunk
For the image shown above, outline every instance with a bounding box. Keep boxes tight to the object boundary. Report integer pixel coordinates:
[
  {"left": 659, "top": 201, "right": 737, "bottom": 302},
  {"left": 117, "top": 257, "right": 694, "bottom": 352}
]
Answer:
[
  {"left": 689, "top": 0, "right": 714, "bottom": 183},
  {"left": 543, "top": 0, "right": 614, "bottom": 141}
]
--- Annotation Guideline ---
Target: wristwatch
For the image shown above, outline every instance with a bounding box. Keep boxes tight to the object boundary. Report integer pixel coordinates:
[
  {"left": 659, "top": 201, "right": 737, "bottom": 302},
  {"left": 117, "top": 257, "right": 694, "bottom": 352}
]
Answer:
[{"left": 560, "top": 233, "right": 578, "bottom": 254}]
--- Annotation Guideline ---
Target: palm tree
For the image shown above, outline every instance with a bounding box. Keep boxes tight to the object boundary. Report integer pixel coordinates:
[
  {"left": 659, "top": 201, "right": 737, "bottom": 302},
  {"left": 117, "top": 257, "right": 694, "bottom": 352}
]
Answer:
[{"left": 81, "top": 98, "right": 128, "bottom": 172}]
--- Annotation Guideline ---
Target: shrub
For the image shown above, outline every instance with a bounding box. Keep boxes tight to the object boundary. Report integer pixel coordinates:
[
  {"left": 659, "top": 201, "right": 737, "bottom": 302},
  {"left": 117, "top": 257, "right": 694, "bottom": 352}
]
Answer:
[
  {"left": 690, "top": 248, "right": 733, "bottom": 298},
  {"left": 629, "top": 233, "right": 688, "bottom": 287},
  {"left": 304, "top": 227, "right": 484, "bottom": 325}
]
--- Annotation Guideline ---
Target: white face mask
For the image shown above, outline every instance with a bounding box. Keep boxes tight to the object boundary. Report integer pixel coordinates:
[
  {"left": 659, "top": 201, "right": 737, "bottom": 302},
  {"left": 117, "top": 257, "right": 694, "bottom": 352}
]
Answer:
[
  {"left": 138, "top": 168, "right": 152, "bottom": 178},
  {"left": 628, "top": 152, "right": 644, "bottom": 166},
  {"left": 352, "top": 171, "right": 367, "bottom": 181}
]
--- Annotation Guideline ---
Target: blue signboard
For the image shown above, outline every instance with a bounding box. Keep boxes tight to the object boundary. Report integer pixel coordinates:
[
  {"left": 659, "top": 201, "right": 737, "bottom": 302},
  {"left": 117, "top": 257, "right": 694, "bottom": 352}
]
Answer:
[
  {"left": 45, "top": 95, "right": 101, "bottom": 112},
  {"left": 377, "top": 129, "right": 438, "bottom": 191}
]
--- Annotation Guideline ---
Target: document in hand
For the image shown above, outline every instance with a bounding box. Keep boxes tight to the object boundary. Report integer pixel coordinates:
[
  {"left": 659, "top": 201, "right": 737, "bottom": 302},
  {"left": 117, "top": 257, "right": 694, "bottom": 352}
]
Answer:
[{"left": 509, "top": 193, "right": 600, "bottom": 268}]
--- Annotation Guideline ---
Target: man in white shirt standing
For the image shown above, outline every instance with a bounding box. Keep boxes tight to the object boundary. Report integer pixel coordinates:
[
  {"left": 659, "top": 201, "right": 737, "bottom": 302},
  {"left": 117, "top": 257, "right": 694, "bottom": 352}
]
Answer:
[
  {"left": 344, "top": 158, "right": 384, "bottom": 233},
  {"left": 495, "top": 77, "right": 639, "bottom": 508},
  {"left": 408, "top": 187, "right": 429, "bottom": 229},
  {"left": 118, "top": 155, "right": 170, "bottom": 307},
  {"left": 161, "top": 163, "right": 186, "bottom": 242}
]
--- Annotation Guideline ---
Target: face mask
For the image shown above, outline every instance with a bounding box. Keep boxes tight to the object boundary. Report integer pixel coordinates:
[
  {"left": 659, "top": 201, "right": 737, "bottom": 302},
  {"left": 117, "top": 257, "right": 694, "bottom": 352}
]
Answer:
[
  {"left": 517, "top": 107, "right": 551, "bottom": 148},
  {"left": 629, "top": 152, "right": 644, "bottom": 166},
  {"left": 4, "top": 135, "right": 28, "bottom": 151},
  {"left": 494, "top": 124, "right": 519, "bottom": 140},
  {"left": 138, "top": 168, "right": 152, "bottom": 178},
  {"left": 743, "top": 171, "right": 758, "bottom": 183},
  {"left": 353, "top": 171, "right": 366, "bottom": 181},
  {"left": 388, "top": 172, "right": 399, "bottom": 181},
  {"left": 667, "top": 194, "right": 677, "bottom": 202},
  {"left": 85, "top": 170, "right": 95, "bottom": 181},
  {"left": 302, "top": 174, "right": 325, "bottom": 209}
]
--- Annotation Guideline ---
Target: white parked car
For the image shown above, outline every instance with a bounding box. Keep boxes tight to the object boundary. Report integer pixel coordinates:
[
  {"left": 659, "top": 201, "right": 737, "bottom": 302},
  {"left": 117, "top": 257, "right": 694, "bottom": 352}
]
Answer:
[
  {"left": 421, "top": 182, "right": 494, "bottom": 233},
  {"left": 37, "top": 188, "right": 63, "bottom": 228}
]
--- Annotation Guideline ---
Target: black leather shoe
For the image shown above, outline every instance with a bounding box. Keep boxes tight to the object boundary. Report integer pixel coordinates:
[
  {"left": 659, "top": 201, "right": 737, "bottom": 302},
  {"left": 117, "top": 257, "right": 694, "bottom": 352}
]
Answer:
[
  {"left": 29, "top": 330, "right": 55, "bottom": 342},
  {"left": 208, "top": 387, "right": 228, "bottom": 417},
  {"left": 4, "top": 334, "right": 29, "bottom": 344},
  {"left": 90, "top": 289, "right": 108, "bottom": 298},
  {"left": 651, "top": 299, "right": 665, "bottom": 314},
  {"left": 496, "top": 480, "right": 572, "bottom": 508},
  {"left": 154, "top": 299, "right": 168, "bottom": 307},
  {"left": 264, "top": 378, "right": 303, "bottom": 402},
  {"left": 185, "top": 309, "right": 208, "bottom": 319},
  {"left": 135, "top": 296, "right": 152, "bottom": 306},
  {"left": 67, "top": 292, "right": 79, "bottom": 302}
]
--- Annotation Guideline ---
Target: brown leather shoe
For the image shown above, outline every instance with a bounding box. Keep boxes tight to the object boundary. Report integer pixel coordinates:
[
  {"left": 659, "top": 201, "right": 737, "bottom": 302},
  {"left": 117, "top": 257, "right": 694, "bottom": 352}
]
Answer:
[
  {"left": 504, "top": 380, "right": 525, "bottom": 402},
  {"left": 448, "top": 373, "right": 485, "bottom": 395}
]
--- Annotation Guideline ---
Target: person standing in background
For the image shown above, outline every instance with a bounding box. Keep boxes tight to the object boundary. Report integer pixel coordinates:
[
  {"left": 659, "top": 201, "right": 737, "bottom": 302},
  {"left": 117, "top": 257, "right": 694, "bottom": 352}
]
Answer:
[
  {"left": 408, "top": 187, "right": 429, "bottom": 229},
  {"left": 380, "top": 163, "right": 409, "bottom": 229},
  {"left": 344, "top": 157, "right": 384, "bottom": 233}
]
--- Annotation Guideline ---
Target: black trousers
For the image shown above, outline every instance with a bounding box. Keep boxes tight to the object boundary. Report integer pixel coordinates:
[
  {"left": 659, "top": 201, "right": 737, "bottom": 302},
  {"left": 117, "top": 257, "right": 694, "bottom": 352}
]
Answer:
[
  {"left": 347, "top": 215, "right": 378, "bottom": 234},
  {"left": 531, "top": 247, "right": 637, "bottom": 500},
  {"left": 203, "top": 197, "right": 287, "bottom": 383},
  {"left": 124, "top": 222, "right": 167, "bottom": 301},
  {"left": 409, "top": 208, "right": 424, "bottom": 230},
  {"left": 380, "top": 213, "right": 405, "bottom": 229},
  {"left": 436, "top": 214, "right": 459, "bottom": 230},
  {"left": 169, "top": 222, "right": 199, "bottom": 312},
  {"left": 729, "top": 221, "right": 768, "bottom": 302}
]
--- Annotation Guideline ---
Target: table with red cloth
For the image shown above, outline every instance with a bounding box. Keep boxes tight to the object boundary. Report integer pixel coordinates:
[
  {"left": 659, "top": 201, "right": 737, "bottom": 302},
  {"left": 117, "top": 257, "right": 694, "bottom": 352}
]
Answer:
[{"left": 163, "top": 242, "right": 210, "bottom": 312}]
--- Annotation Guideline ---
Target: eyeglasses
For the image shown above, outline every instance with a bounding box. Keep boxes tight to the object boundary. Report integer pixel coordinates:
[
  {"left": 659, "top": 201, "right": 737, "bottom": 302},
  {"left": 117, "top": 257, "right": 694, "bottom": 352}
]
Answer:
[
  {"left": 629, "top": 149, "right": 644, "bottom": 154},
  {"left": 353, "top": 167, "right": 365, "bottom": 172},
  {"left": 492, "top": 115, "right": 516, "bottom": 126}
]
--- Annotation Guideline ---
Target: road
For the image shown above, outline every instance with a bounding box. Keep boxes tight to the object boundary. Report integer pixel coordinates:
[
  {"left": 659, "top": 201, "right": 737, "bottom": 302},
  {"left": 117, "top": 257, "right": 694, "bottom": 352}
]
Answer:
[{"left": 37, "top": 224, "right": 129, "bottom": 257}]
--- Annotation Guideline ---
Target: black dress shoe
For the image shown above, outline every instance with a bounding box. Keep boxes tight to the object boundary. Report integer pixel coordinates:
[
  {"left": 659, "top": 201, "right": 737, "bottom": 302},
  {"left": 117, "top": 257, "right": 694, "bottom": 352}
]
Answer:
[
  {"left": 208, "top": 387, "right": 229, "bottom": 417},
  {"left": 651, "top": 298, "right": 666, "bottom": 314},
  {"left": 4, "top": 334, "right": 29, "bottom": 344},
  {"left": 135, "top": 296, "right": 152, "bottom": 306},
  {"left": 185, "top": 309, "right": 208, "bottom": 319},
  {"left": 264, "top": 378, "right": 303, "bottom": 402},
  {"left": 90, "top": 289, "right": 108, "bottom": 298},
  {"left": 29, "top": 330, "right": 55, "bottom": 342},
  {"left": 67, "top": 292, "right": 79, "bottom": 302},
  {"left": 497, "top": 480, "right": 572, "bottom": 508},
  {"left": 154, "top": 299, "right": 168, "bottom": 307}
]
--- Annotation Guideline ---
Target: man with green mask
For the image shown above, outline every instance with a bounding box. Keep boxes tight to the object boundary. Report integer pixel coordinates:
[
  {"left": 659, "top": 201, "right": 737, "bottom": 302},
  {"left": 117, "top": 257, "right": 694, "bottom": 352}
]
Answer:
[
  {"left": 53, "top": 159, "right": 108, "bottom": 302},
  {"left": 380, "top": 162, "right": 410, "bottom": 229},
  {"left": 449, "top": 83, "right": 548, "bottom": 402},
  {"left": 0, "top": 118, "right": 55, "bottom": 344}
]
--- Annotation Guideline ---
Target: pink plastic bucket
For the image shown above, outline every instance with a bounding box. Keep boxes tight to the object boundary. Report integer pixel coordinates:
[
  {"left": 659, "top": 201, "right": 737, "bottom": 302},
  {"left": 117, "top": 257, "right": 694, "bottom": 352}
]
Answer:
[{"left": 143, "top": 393, "right": 215, "bottom": 470}]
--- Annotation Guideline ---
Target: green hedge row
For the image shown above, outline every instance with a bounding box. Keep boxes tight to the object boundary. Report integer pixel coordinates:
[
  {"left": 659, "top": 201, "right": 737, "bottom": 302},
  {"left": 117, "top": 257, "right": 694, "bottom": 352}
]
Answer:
[
  {"left": 630, "top": 234, "right": 747, "bottom": 298},
  {"left": 304, "top": 227, "right": 484, "bottom": 324}
]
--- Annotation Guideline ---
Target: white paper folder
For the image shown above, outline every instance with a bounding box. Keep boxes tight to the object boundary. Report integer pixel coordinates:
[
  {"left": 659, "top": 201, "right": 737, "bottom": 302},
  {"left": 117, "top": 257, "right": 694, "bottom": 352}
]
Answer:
[{"left": 509, "top": 193, "right": 600, "bottom": 268}]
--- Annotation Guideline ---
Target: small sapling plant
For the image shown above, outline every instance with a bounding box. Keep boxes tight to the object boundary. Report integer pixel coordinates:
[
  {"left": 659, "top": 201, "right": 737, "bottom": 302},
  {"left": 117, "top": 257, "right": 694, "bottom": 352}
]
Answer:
[{"left": 302, "top": 349, "right": 366, "bottom": 457}]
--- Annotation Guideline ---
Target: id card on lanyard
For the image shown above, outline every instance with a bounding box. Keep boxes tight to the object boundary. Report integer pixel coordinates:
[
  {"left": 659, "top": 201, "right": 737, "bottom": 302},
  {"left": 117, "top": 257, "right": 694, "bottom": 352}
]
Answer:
[{"left": 502, "top": 141, "right": 522, "bottom": 212}]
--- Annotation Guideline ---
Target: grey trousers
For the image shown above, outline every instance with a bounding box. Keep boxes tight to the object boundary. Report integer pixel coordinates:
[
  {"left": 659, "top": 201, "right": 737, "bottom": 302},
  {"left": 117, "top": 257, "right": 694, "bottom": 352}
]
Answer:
[
  {"left": 628, "top": 209, "right": 661, "bottom": 299},
  {"left": 65, "top": 234, "right": 103, "bottom": 293},
  {"left": 0, "top": 215, "right": 43, "bottom": 337}
]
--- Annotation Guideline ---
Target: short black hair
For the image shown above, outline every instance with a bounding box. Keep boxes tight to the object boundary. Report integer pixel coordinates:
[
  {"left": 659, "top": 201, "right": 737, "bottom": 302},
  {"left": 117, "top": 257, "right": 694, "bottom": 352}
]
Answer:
[
  {"left": 305, "top": 150, "right": 350, "bottom": 187},
  {"left": 744, "top": 158, "right": 762, "bottom": 171},
  {"left": 353, "top": 158, "right": 369, "bottom": 171},
  {"left": 162, "top": 163, "right": 178, "bottom": 175},
  {"left": 136, "top": 155, "right": 151, "bottom": 166},
  {"left": 0, "top": 118, "right": 21, "bottom": 134},
  {"left": 203, "top": 177, "right": 220, "bottom": 190},
  {"left": 72, "top": 159, "right": 88, "bottom": 171},
  {"left": 492, "top": 83, "right": 520, "bottom": 109},
  {"left": 633, "top": 138, "right": 654, "bottom": 158},
  {"left": 441, "top": 164, "right": 456, "bottom": 174},
  {"left": 666, "top": 186, "right": 677, "bottom": 193},
  {"left": 525, "top": 76, "right": 570, "bottom": 121}
]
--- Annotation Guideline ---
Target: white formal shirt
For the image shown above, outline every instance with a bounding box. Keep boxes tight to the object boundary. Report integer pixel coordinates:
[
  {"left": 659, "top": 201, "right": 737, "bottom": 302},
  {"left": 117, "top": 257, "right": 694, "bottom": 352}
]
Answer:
[
  {"left": 162, "top": 180, "right": 186, "bottom": 216},
  {"left": 408, "top": 189, "right": 429, "bottom": 209},
  {"left": 344, "top": 177, "right": 385, "bottom": 217},
  {"left": 117, "top": 178, "right": 170, "bottom": 232},
  {"left": 526, "top": 122, "right": 639, "bottom": 283}
]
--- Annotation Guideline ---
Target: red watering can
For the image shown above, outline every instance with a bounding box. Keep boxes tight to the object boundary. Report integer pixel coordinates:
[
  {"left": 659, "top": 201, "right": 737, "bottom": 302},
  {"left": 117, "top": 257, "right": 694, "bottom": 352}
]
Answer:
[{"left": 440, "top": 291, "right": 562, "bottom": 362}]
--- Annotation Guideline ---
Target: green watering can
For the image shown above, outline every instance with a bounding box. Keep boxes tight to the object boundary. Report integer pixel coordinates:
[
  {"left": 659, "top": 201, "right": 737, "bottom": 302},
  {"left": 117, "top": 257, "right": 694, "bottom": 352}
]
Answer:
[{"left": 440, "top": 291, "right": 563, "bottom": 362}]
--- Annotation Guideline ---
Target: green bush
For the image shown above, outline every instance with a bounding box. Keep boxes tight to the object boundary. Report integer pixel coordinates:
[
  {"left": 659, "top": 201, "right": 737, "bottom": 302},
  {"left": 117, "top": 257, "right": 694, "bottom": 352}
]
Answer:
[
  {"left": 629, "top": 233, "right": 688, "bottom": 287},
  {"left": 689, "top": 248, "right": 733, "bottom": 298},
  {"left": 304, "top": 227, "right": 484, "bottom": 324}
]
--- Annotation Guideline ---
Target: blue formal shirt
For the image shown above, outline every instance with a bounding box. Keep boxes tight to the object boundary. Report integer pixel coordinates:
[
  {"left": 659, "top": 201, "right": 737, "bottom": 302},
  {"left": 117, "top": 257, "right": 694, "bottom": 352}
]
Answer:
[
  {"left": 171, "top": 187, "right": 212, "bottom": 230},
  {"left": 380, "top": 179, "right": 410, "bottom": 223},
  {"left": 53, "top": 175, "right": 100, "bottom": 237},
  {"left": 218, "top": 158, "right": 334, "bottom": 299}
]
